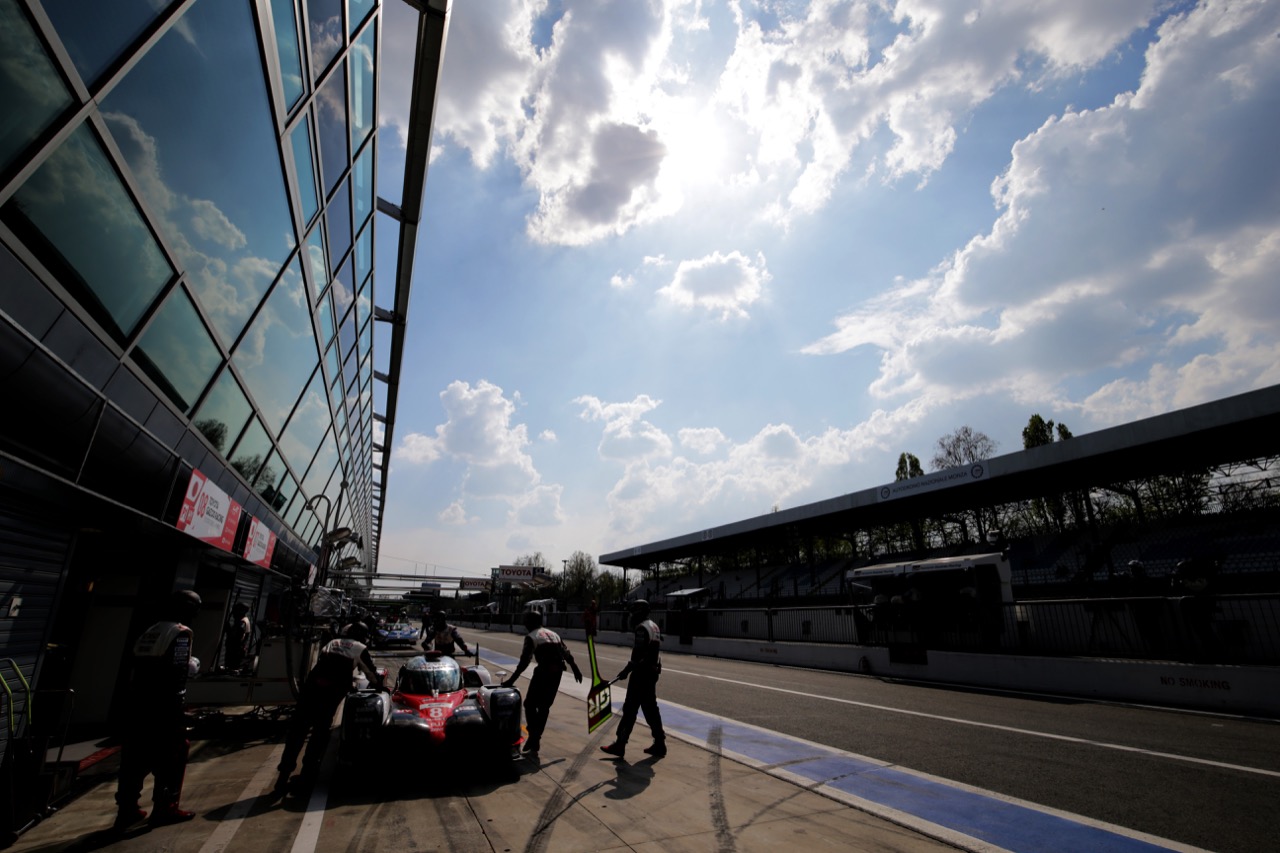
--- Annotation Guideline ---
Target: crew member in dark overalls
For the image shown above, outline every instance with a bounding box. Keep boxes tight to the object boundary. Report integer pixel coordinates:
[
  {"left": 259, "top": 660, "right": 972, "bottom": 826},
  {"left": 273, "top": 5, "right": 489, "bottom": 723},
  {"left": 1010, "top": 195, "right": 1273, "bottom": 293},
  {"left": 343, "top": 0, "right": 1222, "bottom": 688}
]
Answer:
[
  {"left": 113, "top": 588, "right": 203, "bottom": 831},
  {"left": 502, "top": 611, "right": 582, "bottom": 757},
  {"left": 601, "top": 599, "right": 667, "bottom": 759},
  {"left": 273, "top": 622, "right": 381, "bottom": 796},
  {"left": 423, "top": 612, "right": 471, "bottom": 656}
]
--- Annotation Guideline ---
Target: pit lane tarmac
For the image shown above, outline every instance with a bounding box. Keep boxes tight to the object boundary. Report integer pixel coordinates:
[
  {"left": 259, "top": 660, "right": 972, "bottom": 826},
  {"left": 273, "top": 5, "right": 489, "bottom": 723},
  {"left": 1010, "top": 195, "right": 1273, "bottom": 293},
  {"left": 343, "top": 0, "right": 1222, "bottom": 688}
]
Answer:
[{"left": 8, "top": 648, "right": 960, "bottom": 853}]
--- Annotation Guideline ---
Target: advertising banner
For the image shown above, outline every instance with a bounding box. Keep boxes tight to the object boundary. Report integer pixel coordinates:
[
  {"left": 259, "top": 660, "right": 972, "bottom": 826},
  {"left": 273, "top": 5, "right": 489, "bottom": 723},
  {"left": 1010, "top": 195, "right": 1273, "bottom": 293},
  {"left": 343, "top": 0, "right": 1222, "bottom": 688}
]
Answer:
[
  {"left": 459, "top": 578, "right": 490, "bottom": 590},
  {"left": 586, "top": 636, "right": 613, "bottom": 733},
  {"left": 243, "top": 516, "right": 277, "bottom": 569},
  {"left": 875, "top": 461, "right": 989, "bottom": 502},
  {"left": 177, "top": 469, "right": 241, "bottom": 553},
  {"left": 496, "top": 565, "right": 537, "bottom": 583}
]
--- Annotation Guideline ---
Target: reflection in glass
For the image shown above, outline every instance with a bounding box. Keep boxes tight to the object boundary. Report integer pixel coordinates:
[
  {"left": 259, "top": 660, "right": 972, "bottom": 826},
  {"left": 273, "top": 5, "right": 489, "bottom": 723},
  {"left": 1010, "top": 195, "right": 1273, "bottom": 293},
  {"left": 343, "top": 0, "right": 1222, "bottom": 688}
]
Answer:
[
  {"left": 233, "top": 256, "right": 317, "bottom": 434},
  {"left": 193, "top": 367, "right": 252, "bottom": 453},
  {"left": 305, "top": 224, "right": 328, "bottom": 302},
  {"left": 1, "top": 124, "right": 172, "bottom": 338},
  {"left": 324, "top": 342, "right": 341, "bottom": 390},
  {"left": 352, "top": 141, "right": 374, "bottom": 227},
  {"left": 307, "top": 0, "right": 344, "bottom": 83},
  {"left": 359, "top": 315, "right": 372, "bottom": 362},
  {"left": 290, "top": 118, "right": 319, "bottom": 226},
  {"left": 326, "top": 179, "right": 351, "bottom": 272},
  {"left": 279, "top": 369, "right": 330, "bottom": 478},
  {"left": 349, "top": 0, "right": 375, "bottom": 36},
  {"left": 318, "top": 289, "right": 336, "bottom": 346},
  {"left": 133, "top": 287, "right": 222, "bottom": 413},
  {"left": 339, "top": 305, "right": 357, "bottom": 362},
  {"left": 350, "top": 22, "right": 375, "bottom": 151},
  {"left": 301, "top": 428, "right": 338, "bottom": 499},
  {"left": 101, "top": 0, "right": 296, "bottom": 349},
  {"left": 331, "top": 254, "right": 355, "bottom": 324},
  {"left": 255, "top": 449, "right": 296, "bottom": 513},
  {"left": 230, "top": 416, "right": 272, "bottom": 484},
  {"left": 41, "top": 0, "right": 169, "bottom": 88},
  {"left": 270, "top": 0, "right": 306, "bottom": 111},
  {"left": 316, "top": 60, "right": 348, "bottom": 193},
  {"left": 341, "top": 347, "right": 356, "bottom": 396},
  {"left": 1, "top": 0, "right": 75, "bottom": 173},
  {"left": 354, "top": 224, "right": 372, "bottom": 291}
]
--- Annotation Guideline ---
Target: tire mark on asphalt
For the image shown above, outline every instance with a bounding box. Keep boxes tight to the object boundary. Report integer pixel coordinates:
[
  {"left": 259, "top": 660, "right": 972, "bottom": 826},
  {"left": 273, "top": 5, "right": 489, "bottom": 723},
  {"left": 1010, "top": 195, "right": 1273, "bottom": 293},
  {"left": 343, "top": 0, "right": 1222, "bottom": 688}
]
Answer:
[
  {"left": 522, "top": 728, "right": 614, "bottom": 853},
  {"left": 706, "top": 726, "right": 736, "bottom": 853}
]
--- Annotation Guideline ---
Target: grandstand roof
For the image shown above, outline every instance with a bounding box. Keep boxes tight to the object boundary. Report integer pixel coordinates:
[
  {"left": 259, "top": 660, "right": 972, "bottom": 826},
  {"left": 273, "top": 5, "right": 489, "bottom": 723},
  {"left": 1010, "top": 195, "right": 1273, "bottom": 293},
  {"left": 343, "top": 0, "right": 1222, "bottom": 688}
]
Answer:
[{"left": 599, "top": 384, "right": 1280, "bottom": 571}]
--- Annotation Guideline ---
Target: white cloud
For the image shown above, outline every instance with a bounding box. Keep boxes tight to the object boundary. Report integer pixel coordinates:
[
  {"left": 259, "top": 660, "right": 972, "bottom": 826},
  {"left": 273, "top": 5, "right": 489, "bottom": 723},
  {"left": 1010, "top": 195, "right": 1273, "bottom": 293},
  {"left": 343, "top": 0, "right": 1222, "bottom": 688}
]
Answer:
[
  {"left": 657, "top": 250, "right": 770, "bottom": 319},
  {"left": 395, "top": 380, "right": 563, "bottom": 522},
  {"left": 802, "top": 0, "right": 1280, "bottom": 428},
  {"left": 679, "top": 427, "right": 727, "bottom": 455}
]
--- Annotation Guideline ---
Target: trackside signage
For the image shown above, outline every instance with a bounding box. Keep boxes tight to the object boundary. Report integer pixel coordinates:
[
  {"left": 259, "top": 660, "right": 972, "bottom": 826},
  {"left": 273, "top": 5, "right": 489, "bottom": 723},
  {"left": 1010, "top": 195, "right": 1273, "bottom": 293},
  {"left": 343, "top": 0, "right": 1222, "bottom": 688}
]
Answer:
[
  {"left": 243, "top": 515, "right": 277, "bottom": 569},
  {"left": 460, "top": 578, "right": 490, "bottom": 589},
  {"left": 875, "top": 462, "right": 989, "bottom": 502},
  {"left": 177, "top": 469, "right": 242, "bottom": 553},
  {"left": 496, "top": 565, "right": 537, "bottom": 583}
]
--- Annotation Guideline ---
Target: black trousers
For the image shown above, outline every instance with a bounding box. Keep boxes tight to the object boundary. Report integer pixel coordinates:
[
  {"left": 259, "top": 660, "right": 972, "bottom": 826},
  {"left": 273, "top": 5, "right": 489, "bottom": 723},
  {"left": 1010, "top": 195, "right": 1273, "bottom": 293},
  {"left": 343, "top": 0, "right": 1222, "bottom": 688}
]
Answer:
[
  {"left": 614, "top": 669, "right": 664, "bottom": 745},
  {"left": 115, "top": 708, "right": 188, "bottom": 809},
  {"left": 278, "top": 683, "right": 346, "bottom": 779},
  {"left": 523, "top": 669, "right": 563, "bottom": 748}
]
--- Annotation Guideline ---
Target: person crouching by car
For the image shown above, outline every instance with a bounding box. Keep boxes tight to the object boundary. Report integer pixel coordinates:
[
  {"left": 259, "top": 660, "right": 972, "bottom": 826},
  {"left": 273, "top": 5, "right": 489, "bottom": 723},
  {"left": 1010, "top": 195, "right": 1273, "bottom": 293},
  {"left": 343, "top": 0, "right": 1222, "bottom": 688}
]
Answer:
[
  {"left": 424, "top": 611, "right": 470, "bottom": 657},
  {"left": 273, "top": 622, "right": 382, "bottom": 797},
  {"left": 502, "top": 610, "right": 582, "bottom": 758},
  {"left": 113, "top": 588, "right": 203, "bottom": 832}
]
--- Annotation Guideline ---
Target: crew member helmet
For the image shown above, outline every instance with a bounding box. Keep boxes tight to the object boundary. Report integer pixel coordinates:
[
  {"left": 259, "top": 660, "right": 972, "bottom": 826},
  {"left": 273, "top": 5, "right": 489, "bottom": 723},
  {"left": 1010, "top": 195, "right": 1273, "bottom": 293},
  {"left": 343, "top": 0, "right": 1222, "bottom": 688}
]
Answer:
[
  {"left": 629, "top": 599, "right": 651, "bottom": 618},
  {"left": 169, "top": 589, "right": 202, "bottom": 622},
  {"left": 524, "top": 610, "right": 543, "bottom": 631},
  {"left": 347, "top": 622, "right": 369, "bottom": 643}
]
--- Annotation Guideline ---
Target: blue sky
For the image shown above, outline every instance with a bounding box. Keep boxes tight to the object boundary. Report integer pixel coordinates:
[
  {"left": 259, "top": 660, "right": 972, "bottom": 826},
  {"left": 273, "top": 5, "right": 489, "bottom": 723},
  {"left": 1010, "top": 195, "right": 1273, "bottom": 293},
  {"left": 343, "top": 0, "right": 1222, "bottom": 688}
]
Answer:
[{"left": 371, "top": 0, "right": 1280, "bottom": 581}]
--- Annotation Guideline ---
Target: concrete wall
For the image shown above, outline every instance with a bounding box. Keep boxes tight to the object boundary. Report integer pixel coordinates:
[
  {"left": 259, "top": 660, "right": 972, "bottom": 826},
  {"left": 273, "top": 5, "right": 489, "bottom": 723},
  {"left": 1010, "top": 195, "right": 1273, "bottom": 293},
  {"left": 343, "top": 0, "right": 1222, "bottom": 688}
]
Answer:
[{"left": 551, "top": 627, "right": 1279, "bottom": 718}]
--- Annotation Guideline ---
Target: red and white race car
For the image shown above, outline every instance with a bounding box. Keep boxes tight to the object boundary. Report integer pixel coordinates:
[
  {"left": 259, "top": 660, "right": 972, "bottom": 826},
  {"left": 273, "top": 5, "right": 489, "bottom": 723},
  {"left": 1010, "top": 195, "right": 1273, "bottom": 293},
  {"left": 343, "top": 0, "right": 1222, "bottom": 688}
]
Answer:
[{"left": 340, "top": 650, "right": 523, "bottom": 776}]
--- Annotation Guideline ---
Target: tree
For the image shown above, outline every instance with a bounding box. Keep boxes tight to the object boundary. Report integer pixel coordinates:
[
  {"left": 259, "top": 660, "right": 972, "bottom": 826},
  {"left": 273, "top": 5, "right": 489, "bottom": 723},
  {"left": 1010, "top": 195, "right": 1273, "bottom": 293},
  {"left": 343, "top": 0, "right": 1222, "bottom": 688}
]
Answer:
[
  {"left": 895, "top": 452, "right": 924, "bottom": 481},
  {"left": 561, "top": 550, "right": 597, "bottom": 604},
  {"left": 931, "top": 425, "right": 997, "bottom": 470}
]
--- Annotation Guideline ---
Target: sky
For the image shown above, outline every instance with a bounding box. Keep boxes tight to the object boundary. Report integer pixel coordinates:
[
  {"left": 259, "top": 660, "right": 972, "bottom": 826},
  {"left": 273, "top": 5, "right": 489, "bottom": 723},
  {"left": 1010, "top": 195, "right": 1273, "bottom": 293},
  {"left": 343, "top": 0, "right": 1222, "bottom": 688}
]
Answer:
[{"left": 370, "top": 0, "right": 1280, "bottom": 582}]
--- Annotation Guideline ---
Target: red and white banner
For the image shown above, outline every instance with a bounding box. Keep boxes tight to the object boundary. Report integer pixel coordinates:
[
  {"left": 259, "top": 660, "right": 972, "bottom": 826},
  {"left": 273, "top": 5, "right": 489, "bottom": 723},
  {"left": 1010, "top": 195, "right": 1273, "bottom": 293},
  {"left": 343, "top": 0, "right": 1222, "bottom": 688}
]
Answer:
[
  {"left": 243, "top": 516, "right": 277, "bottom": 569},
  {"left": 177, "top": 469, "right": 241, "bottom": 553}
]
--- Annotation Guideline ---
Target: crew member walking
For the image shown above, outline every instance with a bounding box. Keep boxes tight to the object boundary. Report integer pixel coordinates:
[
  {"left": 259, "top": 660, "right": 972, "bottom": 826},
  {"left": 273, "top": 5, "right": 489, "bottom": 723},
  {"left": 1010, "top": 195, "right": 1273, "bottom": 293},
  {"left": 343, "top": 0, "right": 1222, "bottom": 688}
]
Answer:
[
  {"left": 502, "top": 611, "right": 582, "bottom": 757},
  {"left": 601, "top": 600, "right": 666, "bottom": 759}
]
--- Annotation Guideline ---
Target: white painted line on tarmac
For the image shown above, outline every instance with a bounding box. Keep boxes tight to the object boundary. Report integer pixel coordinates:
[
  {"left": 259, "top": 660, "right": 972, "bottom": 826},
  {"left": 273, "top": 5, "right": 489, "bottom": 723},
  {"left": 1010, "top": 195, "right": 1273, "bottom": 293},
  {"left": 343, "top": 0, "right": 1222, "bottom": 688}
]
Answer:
[
  {"left": 658, "top": 664, "right": 1280, "bottom": 779},
  {"left": 198, "top": 743, "right": 284, "bottom": 853}
]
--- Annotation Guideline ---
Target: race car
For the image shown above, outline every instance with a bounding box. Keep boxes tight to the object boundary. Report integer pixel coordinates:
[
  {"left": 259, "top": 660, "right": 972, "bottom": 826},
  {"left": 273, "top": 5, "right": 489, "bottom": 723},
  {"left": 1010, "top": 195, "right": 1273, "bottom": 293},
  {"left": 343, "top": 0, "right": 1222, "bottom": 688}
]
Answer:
[
  {"left": 339, "top": 650, "right": 523, "bottom": 776},
  {"left": 372, "top": 621, "right": 419, "bottom": 649}
]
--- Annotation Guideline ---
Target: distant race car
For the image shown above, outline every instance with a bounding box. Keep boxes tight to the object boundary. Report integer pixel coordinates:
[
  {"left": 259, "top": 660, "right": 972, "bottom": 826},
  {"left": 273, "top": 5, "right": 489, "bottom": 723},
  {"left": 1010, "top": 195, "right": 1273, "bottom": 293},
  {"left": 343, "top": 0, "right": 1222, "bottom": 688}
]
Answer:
[
  {"left": 372, "top": 621, "right": 419, "bottom": 649},
  {"left": 339, "top": 650, "right": 524, "bottom": 776}
]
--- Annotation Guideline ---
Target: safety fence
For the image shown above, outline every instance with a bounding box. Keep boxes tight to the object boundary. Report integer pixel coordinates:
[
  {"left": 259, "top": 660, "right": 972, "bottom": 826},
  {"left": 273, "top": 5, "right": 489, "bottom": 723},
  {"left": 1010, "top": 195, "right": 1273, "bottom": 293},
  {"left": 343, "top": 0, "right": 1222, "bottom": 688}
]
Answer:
[{"left": 457, "top": 593, "right": 1280, "bottom": 667}]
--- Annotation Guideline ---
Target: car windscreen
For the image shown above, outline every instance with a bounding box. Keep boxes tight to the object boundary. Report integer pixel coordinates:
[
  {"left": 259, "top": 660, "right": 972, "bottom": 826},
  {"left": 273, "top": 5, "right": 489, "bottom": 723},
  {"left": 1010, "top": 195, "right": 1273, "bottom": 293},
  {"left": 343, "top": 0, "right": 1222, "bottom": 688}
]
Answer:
[{"left": 398, "top": 658, "right": 461, "bottom": 693}]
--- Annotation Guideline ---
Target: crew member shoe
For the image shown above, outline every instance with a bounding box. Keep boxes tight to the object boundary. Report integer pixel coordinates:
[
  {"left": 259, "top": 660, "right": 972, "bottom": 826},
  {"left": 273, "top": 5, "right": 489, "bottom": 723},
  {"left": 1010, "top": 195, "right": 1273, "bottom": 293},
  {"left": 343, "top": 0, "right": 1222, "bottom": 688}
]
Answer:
[
  {"left": 112, "top": 807, "right": 147, "bottom": 831},
  {"left": 600, "top": 742, "right": 625, "bottom": 758},
  {"left": 643, "top": 742, "right": 667, "bottom": 757},
  {"left": 149, "top": 805, "right": 196, "bottom": 826}
]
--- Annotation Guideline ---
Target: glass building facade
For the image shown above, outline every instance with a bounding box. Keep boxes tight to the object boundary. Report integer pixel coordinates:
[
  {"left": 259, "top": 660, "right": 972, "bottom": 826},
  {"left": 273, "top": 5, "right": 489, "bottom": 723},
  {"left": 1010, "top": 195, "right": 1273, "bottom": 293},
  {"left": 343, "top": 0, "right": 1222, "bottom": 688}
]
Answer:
[{"left": 0, "top": 0, "right": 444, "bottom": 747}]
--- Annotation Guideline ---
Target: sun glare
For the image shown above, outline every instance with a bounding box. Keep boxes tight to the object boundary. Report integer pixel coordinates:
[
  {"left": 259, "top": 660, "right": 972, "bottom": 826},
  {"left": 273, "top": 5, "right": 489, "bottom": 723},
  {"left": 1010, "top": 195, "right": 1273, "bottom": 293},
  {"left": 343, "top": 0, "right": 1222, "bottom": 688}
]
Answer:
[{"left": 659, "top": 106, "right": 730, "bottom": 192}]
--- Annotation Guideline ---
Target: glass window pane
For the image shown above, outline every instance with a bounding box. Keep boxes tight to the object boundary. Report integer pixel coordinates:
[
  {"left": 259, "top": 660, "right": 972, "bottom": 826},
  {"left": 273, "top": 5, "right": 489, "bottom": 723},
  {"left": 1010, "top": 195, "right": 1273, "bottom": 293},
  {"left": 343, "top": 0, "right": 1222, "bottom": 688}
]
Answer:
[
  {"left": 354, "top": 222, "right": 372, "bottom": 289},
  {"left": 193, "top": 366, "right": 252, "bottom": 455},
  {"left": 229, "top": 416, "right": 271, "bottom": 483},
  {"left": 290, "top": 118, "right": 319, "bottom": 226},
  {"left": 233, "top": 257, "right": 316, "bottom": 434},
  {"left": 305, "top": 223, "right": 328, "bottom": 302},
  {"left": 318, "top": 289, "right": 335, "bottom": 345},
  {"left": 256, "top": 450, "right": 296, "bottom": 513},
  {"left": 326, "top": 178, "right": 351, "bottom": 271},
  {"left": 1, "top": 124, "right": 173, "bottom": 337},
  {"left": 350, "top": 22, "right": 375, "bottom": 151},
  {"left": 101, "top": 0, "right": 296, "bottom": 349},
  {"left": 359, "top": 314, "right": 371, "bottom": 361},
  {"left": 0, "top": 0, "right": 75, "bottom": 172},
  {"left": 133, "top": 287, "right": 221, "bottom": 413},
  {"left": 270, "top": 0, "right": 306, "bottom": 111},
  {"left": 41, "top": 0, "right": 171, "bottom": 87},
  {"left": 279, "top": 369, "right": 330, "bottom": 476},
  {"left": 324, "top": 342, "right": 341, "bottom": 389},
  {"left": 307, "top": 0, "right": 344, "bottom": 83},
  {"left": 316, "top": 61, "right": 348, "bottom": 193},
  {"left": 301, "top": 428, "right": 338, "bottom": 498},
  {"left": 348, "top": 0, "right": 374, "bottom": 36},
  {"left": 353, "top": 139, "right": 374, "bottom": 226},
  {"left": 338, "top": 298, "right": 357, "bottom": 360},
  {"left": 331, "top": 254, "right": 355, "bottom": 323}
]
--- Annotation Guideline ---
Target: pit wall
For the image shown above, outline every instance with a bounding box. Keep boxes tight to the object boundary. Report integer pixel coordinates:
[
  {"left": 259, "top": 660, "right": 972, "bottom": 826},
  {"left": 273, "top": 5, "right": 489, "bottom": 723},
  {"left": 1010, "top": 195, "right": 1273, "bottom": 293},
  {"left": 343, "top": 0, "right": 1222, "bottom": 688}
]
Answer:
[{"left": 548, "top": 627, "right": 1280, "bottom": 718}]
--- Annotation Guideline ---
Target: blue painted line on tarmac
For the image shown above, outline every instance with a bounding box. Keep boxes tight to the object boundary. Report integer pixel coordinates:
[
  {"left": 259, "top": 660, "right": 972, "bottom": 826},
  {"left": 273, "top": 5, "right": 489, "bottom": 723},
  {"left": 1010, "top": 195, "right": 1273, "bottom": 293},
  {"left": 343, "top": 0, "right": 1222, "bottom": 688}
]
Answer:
[{"left": 478, "top": 647, "right": 1181, "bottom": 852}]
